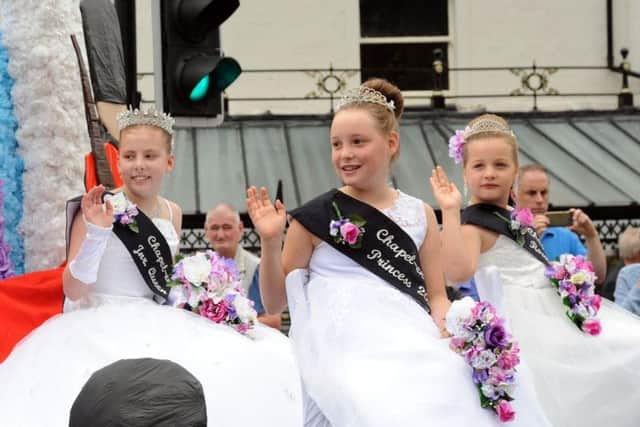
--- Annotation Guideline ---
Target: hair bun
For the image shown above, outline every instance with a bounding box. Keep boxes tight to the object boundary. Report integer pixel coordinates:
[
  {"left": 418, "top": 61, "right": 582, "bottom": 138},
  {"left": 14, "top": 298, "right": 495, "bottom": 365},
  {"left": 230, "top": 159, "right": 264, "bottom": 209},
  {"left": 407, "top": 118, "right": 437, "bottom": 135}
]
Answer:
[{"left": 362, "top": 78, "right": 404, "bottom": 119}]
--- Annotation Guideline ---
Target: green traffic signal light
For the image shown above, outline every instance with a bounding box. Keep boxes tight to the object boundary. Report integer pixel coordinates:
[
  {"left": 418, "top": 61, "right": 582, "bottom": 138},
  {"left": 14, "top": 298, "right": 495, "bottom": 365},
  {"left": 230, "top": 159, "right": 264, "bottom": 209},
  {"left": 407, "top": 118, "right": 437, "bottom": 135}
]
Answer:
[
  {"left": 187, "top": 57, "right": 241, "bottom": 102},
  {"left": 190, "top": 75, "right": 210, "bottom": 102}
]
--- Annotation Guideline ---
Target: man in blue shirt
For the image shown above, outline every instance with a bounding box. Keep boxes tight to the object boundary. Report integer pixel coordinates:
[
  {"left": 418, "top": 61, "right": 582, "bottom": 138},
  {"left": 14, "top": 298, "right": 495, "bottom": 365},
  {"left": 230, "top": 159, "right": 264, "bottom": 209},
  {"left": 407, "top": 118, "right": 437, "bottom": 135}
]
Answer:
[{"left": 516, "top": 164, "right": 607, "bottom": 285}]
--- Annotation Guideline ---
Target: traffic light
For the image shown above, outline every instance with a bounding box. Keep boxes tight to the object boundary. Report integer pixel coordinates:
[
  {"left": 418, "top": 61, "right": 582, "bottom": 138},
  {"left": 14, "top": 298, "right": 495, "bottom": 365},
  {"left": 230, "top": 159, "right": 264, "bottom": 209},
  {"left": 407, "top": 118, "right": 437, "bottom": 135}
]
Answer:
[{"left": 158, "top": 0, "right": 241, "bottom": 123}]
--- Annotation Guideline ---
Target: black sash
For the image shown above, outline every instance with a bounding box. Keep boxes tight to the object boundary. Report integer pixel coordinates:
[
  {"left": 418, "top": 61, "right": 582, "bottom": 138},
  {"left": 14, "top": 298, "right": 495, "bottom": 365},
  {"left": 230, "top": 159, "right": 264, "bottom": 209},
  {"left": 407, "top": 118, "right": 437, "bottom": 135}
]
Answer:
[
  {"left": 461, "top": 204, "right": 549, "bottom": 266},
  {"left": 112, "top": 209, "right": 173, "bottom": 301},
  {"left": 65, "top": 195, "right": 173, "bottom": 301},
  {"left": 290, "top": 189, "right": 430, "bottom": 313}
]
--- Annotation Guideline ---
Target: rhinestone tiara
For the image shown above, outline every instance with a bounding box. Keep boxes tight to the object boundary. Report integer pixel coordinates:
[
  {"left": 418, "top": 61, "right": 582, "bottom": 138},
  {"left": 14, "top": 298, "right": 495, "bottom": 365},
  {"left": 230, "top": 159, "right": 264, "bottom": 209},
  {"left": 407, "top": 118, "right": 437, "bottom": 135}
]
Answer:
[
  {"left": 335, "top": 86, "right": 396, "bottom": 113},
  {"left": 462, "top": 117, "right": 515, "bottom": 140},
  {"left": 116, "top": 107, "right": 175, "bottom": 136}
]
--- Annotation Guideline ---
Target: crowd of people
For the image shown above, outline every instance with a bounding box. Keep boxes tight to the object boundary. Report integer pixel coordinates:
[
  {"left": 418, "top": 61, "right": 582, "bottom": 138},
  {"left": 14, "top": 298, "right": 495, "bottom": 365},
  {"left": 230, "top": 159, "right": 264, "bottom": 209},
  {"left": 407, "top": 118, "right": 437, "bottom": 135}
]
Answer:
[{"left": 0, "top": 78, "right": 639, "bottom": 426}]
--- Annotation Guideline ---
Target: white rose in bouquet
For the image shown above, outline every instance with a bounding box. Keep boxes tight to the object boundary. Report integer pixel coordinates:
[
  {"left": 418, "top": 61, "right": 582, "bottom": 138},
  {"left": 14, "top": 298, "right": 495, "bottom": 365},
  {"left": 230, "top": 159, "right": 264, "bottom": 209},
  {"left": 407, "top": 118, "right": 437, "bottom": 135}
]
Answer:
[
  {"left": 445, "top": 296, "right": 477, "bottom": 337},
  {"left": 234, "top": 295, "right": 258, "bottom": 324},
  {"left": 182, "top": 252, "right": 212, "bottom": 285},
  {"left": 104, "top": 192, "right": 128, "bottom": 214}
]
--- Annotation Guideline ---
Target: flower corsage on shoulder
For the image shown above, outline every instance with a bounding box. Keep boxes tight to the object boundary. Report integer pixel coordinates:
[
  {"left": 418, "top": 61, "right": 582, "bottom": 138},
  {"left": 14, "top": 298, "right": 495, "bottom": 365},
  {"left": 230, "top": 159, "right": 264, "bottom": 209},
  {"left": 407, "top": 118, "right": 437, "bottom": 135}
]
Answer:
[
  {"left": 495, "top": 207, "right": 534, "bottom": 247},
  {"left": 329, "top": 201, "right": 366, "bottom": 249},
  {"left": 168, "top": 250, "right": 257, "bottom": 335},
  {"left": 446, "top": 297, "right": 520, "bottom": 423},
  {"left": 104, "top": 192, "right": 139, "bottom": 233},
  {"left": 544, "top": 254, "right": 601, "bottom": 336}
]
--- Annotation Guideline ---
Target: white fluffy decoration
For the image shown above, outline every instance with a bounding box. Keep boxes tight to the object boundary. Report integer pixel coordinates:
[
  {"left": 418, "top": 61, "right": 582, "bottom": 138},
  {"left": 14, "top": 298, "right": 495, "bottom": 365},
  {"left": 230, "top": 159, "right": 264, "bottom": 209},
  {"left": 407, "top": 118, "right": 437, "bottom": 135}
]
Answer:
[{"left": 1, "top": 0, "right": 87, "bottom": 271}]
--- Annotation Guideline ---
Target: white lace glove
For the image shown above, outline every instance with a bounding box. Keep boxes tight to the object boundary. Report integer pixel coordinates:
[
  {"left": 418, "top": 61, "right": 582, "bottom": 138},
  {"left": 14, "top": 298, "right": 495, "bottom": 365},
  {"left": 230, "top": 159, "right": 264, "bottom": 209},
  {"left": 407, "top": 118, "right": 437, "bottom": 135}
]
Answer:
[{"left": 68, "top": 222, "right": 112, "bottom": 284}]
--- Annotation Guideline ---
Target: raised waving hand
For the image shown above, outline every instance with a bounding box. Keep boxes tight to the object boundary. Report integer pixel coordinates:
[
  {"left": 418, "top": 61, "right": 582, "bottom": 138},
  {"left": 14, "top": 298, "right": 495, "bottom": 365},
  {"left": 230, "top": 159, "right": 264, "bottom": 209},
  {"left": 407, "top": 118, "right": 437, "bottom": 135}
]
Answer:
[
  {"left": 81, "top": 185, "right": 114, "bottom": 228},
  {"left": 246, "top": 186, "right": 287, "bottom": 241},
  {"left": 430, "top": 166, "right": 462, "bottom": 211}
]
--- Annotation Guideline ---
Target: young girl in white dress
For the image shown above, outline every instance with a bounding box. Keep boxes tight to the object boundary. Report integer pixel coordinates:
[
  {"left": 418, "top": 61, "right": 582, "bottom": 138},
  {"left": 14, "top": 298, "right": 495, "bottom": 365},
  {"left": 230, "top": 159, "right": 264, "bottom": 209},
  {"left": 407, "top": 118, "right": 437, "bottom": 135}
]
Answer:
[
  {"left": 247, "top": 80, "right": 550, "bottom": 427},
  {"left": 0, "top": 108, "right": 302, "bottom": 426},
  {"left": 432, "top": 113, "right": 640, "bottom": 427}
]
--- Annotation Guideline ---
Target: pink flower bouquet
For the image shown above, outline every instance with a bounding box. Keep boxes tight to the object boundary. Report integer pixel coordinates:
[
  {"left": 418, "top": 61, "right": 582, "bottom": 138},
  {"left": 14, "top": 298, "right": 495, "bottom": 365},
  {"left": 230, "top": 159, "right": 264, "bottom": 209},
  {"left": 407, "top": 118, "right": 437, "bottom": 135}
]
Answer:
[
  {"left": 446, "top": 298, "right": 520, "bottom": 422},
  {"left": 168, "top": 250, "right": 257, "bottom": 335},
  {"left": 544, "top": 254, "right": 601, "bottom": 335}
]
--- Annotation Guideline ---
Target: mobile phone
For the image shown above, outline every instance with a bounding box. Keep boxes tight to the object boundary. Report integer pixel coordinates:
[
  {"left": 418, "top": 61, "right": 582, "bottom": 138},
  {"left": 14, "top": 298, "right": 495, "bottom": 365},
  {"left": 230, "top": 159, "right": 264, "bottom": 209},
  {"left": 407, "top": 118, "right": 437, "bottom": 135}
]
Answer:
[{"left": 547, "top": 210, "right": 573, "bottom": 227}]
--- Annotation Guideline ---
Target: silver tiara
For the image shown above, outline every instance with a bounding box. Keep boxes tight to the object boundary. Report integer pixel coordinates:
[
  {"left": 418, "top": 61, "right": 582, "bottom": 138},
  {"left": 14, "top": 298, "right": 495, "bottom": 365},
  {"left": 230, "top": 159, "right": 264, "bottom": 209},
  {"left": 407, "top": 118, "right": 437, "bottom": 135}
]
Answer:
[
  {"left": 462, "top": 117, "right": 515, "bottom": 140},
  {"left": 335, "top": 86, "right": 396, "bottom": 113},
  {"left": 116, "top": 107, "right": 175, "bottom": 136}
]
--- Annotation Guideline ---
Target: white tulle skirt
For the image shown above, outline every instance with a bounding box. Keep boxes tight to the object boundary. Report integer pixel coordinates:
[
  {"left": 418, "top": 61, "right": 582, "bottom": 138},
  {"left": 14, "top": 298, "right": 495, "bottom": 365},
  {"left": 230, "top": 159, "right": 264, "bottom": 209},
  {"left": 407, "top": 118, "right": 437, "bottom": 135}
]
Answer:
[
  {"left": 0, "top": 294, "right": 302, "bottom": 427},
  {"left": 286, "top": 269, "right": 551, "bottom": 427},
  {"left": 501, "top": 284, "right": 640, "bottom": 427}
]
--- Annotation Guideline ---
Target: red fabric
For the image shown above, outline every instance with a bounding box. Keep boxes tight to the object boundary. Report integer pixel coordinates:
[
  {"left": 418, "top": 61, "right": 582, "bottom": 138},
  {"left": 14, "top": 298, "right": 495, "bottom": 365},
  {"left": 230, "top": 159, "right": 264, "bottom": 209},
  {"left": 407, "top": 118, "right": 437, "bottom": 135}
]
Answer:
[
  {"left": 84, "top": 153, "right": 98, "bottom": 191},
  {"left": 84, "top": 144, "right": 123, "bottom": 191},
  {"left": 0, "top": 267, "right": 64, "bottom": 363},
  {"left": 104, "top": 142, "right": 123, "bottom": 188}
]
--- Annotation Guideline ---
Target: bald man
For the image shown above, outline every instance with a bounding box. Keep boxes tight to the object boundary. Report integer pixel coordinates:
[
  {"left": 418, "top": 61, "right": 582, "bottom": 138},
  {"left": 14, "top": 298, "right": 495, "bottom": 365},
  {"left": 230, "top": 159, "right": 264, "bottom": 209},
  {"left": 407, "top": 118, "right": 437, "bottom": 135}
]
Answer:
[{"left": 205, "top": 203, "right": 282, "bottom": 329}]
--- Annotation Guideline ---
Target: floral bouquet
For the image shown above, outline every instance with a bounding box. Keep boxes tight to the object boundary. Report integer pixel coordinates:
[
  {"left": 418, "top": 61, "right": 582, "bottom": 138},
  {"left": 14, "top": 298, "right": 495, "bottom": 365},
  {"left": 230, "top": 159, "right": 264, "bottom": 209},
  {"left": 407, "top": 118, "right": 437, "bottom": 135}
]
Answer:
[
  {"left": 104, "top": 192, "right": 139, "bottom": 233},
  {"left": 168, "top": 250, "right": 257, "bottom": 335},
  {"left": 495, "top": 207, "right": 534, "bottom": 247},
  {"left": 544, "top": 254, "right": 601, "bottom": 335},
  {"left": 446, "top": 297, "right": 519, "bottom": 422}
]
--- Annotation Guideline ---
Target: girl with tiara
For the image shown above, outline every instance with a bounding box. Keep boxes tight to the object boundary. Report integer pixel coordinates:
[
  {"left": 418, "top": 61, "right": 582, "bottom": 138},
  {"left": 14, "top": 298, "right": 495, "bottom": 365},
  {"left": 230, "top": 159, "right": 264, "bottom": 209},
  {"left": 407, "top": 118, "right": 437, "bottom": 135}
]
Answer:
[
  {"left": 247, "top": 80, "right": 550, "bottom": 426},
  {"left": 432, "top": 113, "right": 640, "bottom": 427},
  {"left": 0, "top": 107, "right": 302, "bottom": 426}
]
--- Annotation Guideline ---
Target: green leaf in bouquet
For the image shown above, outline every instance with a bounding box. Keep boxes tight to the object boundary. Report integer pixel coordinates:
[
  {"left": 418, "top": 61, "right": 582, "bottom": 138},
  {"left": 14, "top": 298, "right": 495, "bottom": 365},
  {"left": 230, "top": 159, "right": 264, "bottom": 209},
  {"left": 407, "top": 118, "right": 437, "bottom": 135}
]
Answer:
[
  {"left": 347, "top": 213, "right": 366, "bottom": 227},
  {"left": 478, "top": 385, "right": 492, "bottom": 408}
]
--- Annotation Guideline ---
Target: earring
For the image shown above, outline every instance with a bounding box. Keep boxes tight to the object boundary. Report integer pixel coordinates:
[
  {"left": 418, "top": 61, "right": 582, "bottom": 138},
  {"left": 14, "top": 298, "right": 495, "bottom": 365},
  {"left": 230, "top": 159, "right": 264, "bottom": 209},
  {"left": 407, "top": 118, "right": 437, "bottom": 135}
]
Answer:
[{"left": 463, "top": 182, "right": 468, "bottom": 198}]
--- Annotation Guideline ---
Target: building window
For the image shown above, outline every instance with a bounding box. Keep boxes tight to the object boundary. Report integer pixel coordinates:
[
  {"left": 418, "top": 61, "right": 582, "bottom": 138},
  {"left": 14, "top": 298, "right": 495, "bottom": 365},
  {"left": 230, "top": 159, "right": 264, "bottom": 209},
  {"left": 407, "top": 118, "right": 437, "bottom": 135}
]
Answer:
[{"left": 359, "top": 0, "right": 449, "bottom": 91}]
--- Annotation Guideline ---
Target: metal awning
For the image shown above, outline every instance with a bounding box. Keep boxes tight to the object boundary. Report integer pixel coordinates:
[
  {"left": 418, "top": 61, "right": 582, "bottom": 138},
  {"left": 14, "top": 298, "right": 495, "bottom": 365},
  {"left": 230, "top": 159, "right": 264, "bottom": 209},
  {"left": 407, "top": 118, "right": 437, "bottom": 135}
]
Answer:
[{"left": 162, "top": 111, "right": 640, "bottom": 214}]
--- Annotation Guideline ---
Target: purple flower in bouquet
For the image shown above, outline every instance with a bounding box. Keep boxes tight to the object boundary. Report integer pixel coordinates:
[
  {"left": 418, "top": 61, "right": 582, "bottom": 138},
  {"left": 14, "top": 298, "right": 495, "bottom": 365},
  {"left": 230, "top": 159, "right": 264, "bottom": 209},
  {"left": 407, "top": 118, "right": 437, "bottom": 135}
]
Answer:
[
  {"left": 224, "top": 293, "right": 238, "bottom": 320},
  {"left": 484, "top": 323, "right": 509, "bottom": 349},
  {"left": 448, "top": 129, "right": 466, "bottom": 164},
  {"left": 473, "top": 368, "right": 489, "bottom": 385}
]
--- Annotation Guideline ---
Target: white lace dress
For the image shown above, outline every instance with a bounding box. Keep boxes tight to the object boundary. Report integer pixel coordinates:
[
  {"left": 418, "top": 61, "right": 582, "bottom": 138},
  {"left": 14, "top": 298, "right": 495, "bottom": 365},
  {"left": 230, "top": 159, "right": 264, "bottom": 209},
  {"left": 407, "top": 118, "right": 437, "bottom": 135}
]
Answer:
[
  {"left": 476, "top": 235, "right": 640, "bottom": 427},
  {"left": 286, "top": 191, "right": 550, "bottom": 427},
  {"left": 0, "top": 217, "right": 302, "bottom": 426}
]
